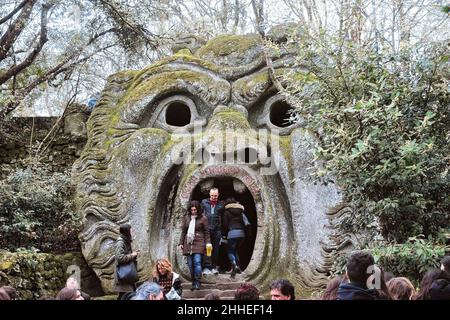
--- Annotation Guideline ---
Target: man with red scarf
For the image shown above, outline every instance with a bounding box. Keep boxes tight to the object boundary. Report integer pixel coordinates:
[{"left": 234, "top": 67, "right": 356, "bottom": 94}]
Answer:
[{"left": 201, "top": 187, "right": 224, "bottom": 275}]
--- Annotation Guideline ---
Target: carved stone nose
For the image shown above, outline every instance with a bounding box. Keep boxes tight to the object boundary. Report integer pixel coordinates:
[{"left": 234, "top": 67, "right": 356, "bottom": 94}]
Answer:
[{"left": 206, "top": 105, "right": 251, "bottom": 131}]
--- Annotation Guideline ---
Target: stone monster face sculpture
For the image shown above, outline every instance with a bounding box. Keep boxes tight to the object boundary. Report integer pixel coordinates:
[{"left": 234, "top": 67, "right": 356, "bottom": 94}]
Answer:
[{"left": 73, "top": 31, "right": 351, "bottom": 294}]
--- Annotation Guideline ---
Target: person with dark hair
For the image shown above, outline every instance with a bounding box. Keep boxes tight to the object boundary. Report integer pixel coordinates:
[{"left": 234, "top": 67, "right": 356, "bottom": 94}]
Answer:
[
  {"left": 234, "top": 283, "right": 260, "bottom": 300},
  {"left": 270, "top": 279, "right": 295, "bottom": 300},
  {"left": 179, "top": 200, "right": 211, "bottom": 291},
  {"left": 429, "top": 264, "right": 450, "bottom": 300},
  {"left": 1, "top": 286, "right": 16, "bottom": 300},
  {"left": 387, "top": 277, "right": 416, "bottom": 300},
  {"left": 414, "top": 269, "right": 444, "bottom": 300},
  {"left": 113, "top": 223, "right": 140, "bottom": 300},
  {"left": 56, "top": 287, "right": 84, "bottom": 300},
  {"left": 152, "top": 258, "right": 182, "bottom": 298},
  {"left": 66, "top": 277, "right": 90, "bottom": 300},
  {"left": 221, "top": 197, "right": 246, "bottom": 278},
  {"left": 337, "top": 251, "right": 379, "bottom": 300},
  {"left": 201, "top": 187, "right": 225, "bottom": 275},
  {"left": 322, "top": 275, "right": 346, "bottom": 300},
  {"left": 441, "top": 256, "right": 450, "bottom": 274},
  {"left": 204, "top": 292, "right": 221, "bottom": 300}
]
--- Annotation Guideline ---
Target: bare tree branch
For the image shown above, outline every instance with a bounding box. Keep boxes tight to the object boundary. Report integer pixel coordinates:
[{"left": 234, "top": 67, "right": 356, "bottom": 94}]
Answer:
[
  {"left": 0, "top": 3, "right": 52, "bottom": 85},
  {"left": 251, "top": 0, "right": 265, "bottom": 36},
  {"left": 0, "top": 0, "right": 37, "bottom": 61},
  {"left": 0, "top": 0, "right": 31, "bottom": 25}
]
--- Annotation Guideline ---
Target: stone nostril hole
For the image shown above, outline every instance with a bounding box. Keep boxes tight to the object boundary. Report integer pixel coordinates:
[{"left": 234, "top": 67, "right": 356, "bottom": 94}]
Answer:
[
  {"left": 194, "top": 148, "right": 210, "bottom": 163},
  {"left": 258, "top": 146, "right": 271, "bottom": 165},
  {"left": 238, "top": 148, "right": 258, "bottom": 164}
]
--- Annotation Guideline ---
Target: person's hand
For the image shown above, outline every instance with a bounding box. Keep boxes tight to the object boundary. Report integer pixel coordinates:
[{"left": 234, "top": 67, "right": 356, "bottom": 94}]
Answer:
[{"left": 178, "top": 244, "right": 183, "bottom": 250}]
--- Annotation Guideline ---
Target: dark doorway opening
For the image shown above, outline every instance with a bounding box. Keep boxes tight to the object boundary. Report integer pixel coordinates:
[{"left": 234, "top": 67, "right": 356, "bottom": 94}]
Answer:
[{"left": 190, "top": 177, "right": 257, "bottom": 272}]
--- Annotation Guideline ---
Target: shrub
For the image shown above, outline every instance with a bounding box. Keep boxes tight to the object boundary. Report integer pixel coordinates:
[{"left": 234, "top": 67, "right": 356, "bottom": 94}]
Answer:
[
  {"left": 282, "top": 33, "right": 450, "bottom": 242},
  {"left": 371, "top": 236, "right": 449, "bottom": 284},
  {"left": 0, "top": 165, "right": 81, "bottom": 253}
]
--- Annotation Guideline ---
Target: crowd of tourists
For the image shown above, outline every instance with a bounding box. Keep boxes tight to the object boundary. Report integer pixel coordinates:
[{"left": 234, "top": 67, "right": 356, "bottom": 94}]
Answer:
[{"left": 0, "top": 185, "right": 448, "bottom": 300}]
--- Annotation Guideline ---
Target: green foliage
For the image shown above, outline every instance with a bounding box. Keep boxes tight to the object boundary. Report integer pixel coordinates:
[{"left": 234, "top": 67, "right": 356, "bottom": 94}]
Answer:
[
  {"left": 283, "top": 33, "right": 450, "bottom": 242},
  {"left": 371, "top": 236, "right": 448, "bottom": 283},
  {"left": 0, "top": 165, "right": 81, "bottom": 253}
]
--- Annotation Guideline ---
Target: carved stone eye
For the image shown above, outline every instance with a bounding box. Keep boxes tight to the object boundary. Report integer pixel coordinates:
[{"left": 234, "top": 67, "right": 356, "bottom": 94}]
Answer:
[
  {"left": 257, "top": 94, "right": 299, "bottom": 134},
  {"left": 165, "top": 100, "right": 191, "bottom": 127},
  {"left": 144, "top": 94, "right": 205, "bottom": 132},
  {"left": 269, "top": 98, "right": 296, "bottom": 128}
]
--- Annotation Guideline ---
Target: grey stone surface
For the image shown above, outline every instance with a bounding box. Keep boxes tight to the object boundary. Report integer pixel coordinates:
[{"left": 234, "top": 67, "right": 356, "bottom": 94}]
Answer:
[{"left": 73, "top": 31, "right": 353, "bottom": 295}]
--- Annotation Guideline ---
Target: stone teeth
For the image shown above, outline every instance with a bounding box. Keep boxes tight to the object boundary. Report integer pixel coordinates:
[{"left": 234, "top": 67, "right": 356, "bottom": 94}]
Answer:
[
  {"left": 233, "top": 178, "right": 247, "bottom": 194},
  {"left": 200, "top": 178, "right": 214, "bottom": 194}
]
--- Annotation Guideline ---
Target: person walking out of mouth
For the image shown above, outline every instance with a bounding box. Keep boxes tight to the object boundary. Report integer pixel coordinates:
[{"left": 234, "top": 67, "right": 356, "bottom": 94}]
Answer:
[
  {"left": 179, "top": 200, "right": 212, "bottom": 290},
  {"left": 201, "top": 187, "right": 224, "bottom": 275}
]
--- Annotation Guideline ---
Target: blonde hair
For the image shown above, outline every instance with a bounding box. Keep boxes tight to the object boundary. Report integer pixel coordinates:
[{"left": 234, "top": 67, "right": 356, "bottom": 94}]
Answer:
[
  {"left": 387, "top": 277, "right": 416, "bottom": 300},
  {"left": 152, "top": 258, "right": 173, "bottom": 278}
]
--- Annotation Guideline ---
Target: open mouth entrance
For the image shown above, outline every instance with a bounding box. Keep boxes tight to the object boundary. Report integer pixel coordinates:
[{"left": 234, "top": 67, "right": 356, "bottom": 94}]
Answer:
[{"left": 190, "top": 177, "right": 257, "bottom": 273}]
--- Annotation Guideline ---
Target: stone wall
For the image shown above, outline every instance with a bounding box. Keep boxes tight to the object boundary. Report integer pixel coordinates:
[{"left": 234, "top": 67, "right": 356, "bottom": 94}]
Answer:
[
  {"left": 0, "top": 108, "right": 106, "bottom": 299},
  {"left": 0, "top": 108, "right": 88, "bottom": 180},
  {"left": 0, "top": 250, "right": 104, "bottom": 299}
]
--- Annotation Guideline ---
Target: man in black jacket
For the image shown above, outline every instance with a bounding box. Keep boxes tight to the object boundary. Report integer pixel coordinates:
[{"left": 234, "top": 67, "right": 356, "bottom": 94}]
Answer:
[
  {"left": 337, "top": 251, "right": 379, "bottom": 300},
  {"left": 201, "top": 187, "right": 225, "bottom": 275}
]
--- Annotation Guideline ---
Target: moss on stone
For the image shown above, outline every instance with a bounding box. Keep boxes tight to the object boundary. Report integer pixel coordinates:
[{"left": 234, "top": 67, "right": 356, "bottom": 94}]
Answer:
[
  {"left": 196, "top": 34, "right": 261, "bottom": 57},
  {"left": 207, "top": 110, "right": 251, "bottom": 131},
  {"left": 0, "top": 251, "right": 102, "bottom": 299},
  {"left": 291, "top": 71, "right": 317, "bottom": 83},
  {"left": 278, "top": 135, "right": 295, "bottom": 180},
  {"left": 178, "top": 163, "right": 200, "bottom": 193},
  {"left": 233, "top": 68, "right": 287, "bottom": 94},
  {"left": 174, "top": 48, "right": 193, "bottom": 56},
  {"left": 119, "top": 70, "right": 216, "bottom": 108}
]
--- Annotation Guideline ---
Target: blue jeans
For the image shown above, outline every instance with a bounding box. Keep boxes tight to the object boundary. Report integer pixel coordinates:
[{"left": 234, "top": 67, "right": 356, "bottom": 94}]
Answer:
[
  {"left": 203, "top": 229, "right": 221, "bottom": 269},
  {"left": 227, "top": 237, "right": 244, "bottom": 266},
  {"left": 186, "top": 253, "right": 203, "bottom": 280}
]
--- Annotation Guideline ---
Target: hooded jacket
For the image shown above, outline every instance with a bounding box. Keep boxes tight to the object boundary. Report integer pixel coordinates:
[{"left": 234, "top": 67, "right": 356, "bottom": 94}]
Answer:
[
  {"left": 222, "top": 203, "right": 245, "bottom": 236},
  {"left": 337, "top": 282, "right": 379, "bottom": 300},
  {"left": 429, "top": 272, "right": 450, "bottom": 300}
]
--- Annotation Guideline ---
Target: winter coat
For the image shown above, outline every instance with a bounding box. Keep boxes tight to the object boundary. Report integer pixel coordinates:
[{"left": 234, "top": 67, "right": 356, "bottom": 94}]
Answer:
[
  {"left": 429, "top": 273, "right": 450, "bottom": 300},
  {"left": 337, "top": 282, "right": 379, "bottom": 300},
  {"left": 222, "top": 203, "right": 246, "bottom": 236},
  {"left": 113, "top": 235, "right": 137, "bottom": 292},
  {"left": 179, "top": 215, "right": 211, "bottom": 255},
  {"left": 201, "top": 199, "right": 224, "bottom": 231}
]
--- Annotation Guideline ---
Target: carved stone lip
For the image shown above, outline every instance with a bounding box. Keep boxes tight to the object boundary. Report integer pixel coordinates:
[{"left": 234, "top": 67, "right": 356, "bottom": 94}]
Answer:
[
  {"left": 174, "top": 163, "right": 271, "bottom": 278},
  {"left": 179, "top": 164, "right": 263, "bottom": 209}
]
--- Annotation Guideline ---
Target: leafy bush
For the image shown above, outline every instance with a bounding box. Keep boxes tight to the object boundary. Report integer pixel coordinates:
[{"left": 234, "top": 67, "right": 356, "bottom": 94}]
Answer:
[
  {"left": 371, "top": 236, "right": 448, "bottom": 283},
  {"left": 282, "top": 33, "right": 450, "bottom": 242},
  {"left": 0, "top": 165, "right": 81, "bottom": 253}
]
